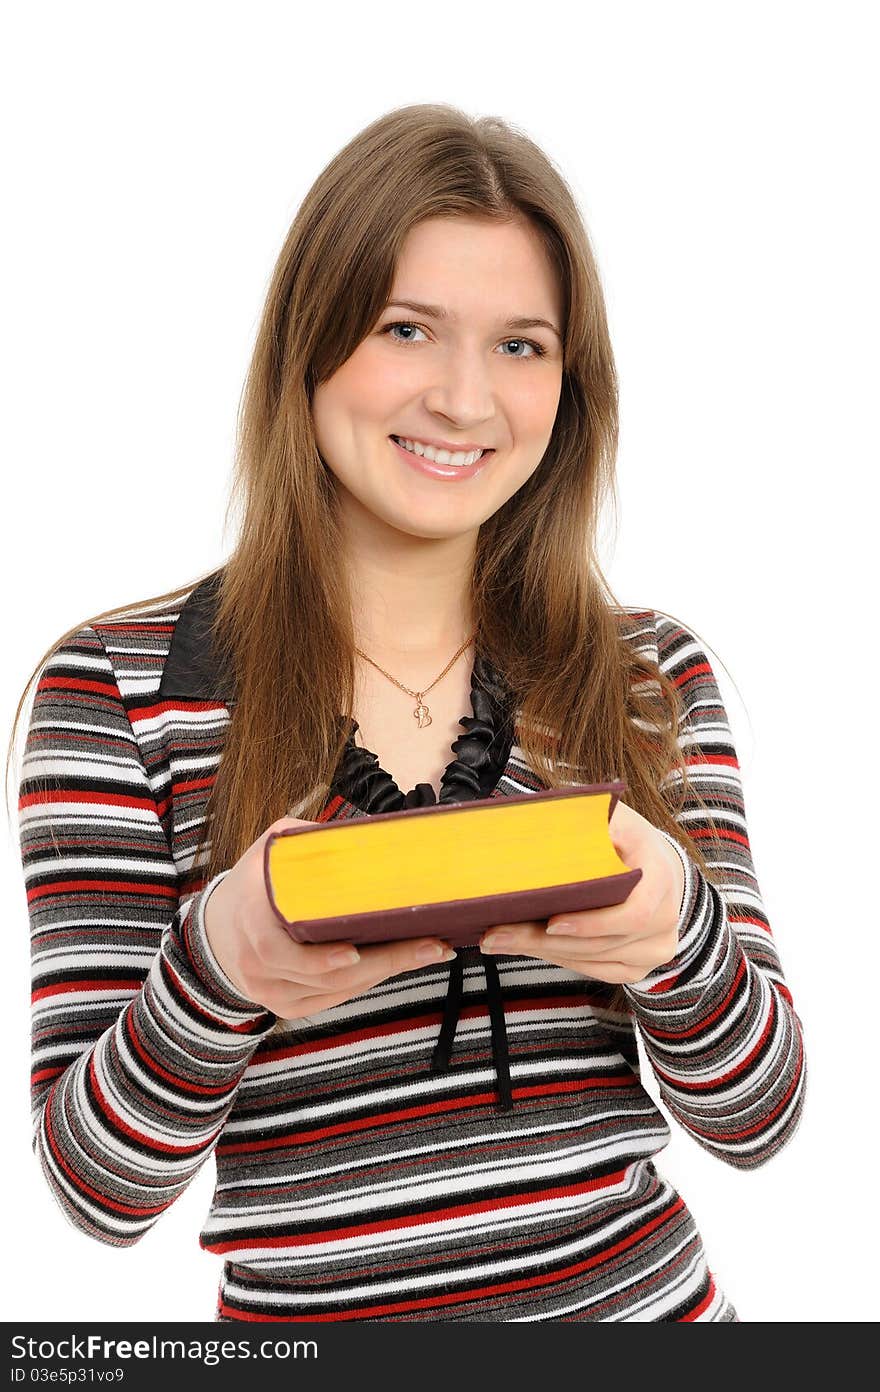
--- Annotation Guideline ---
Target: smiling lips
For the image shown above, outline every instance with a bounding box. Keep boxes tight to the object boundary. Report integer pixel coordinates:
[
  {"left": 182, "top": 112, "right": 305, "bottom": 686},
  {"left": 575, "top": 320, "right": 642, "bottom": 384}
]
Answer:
[
  {"left": 389, "top": 435, "right": 494, "bottom": 481},
  {"left": 390, "top": 434, "right": 493, "bottom": 466}
]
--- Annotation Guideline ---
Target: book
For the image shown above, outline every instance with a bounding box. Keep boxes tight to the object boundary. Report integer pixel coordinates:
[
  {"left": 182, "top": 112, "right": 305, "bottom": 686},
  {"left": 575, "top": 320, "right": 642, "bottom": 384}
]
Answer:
[{"left": 263, "top": 780, "right": 641, "bottom": 950}]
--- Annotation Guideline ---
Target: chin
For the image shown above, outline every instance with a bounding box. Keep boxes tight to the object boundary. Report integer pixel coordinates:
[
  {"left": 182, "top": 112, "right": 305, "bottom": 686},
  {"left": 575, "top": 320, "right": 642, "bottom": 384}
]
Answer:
[
  {"left": 396, "top": 517, "right": 474, "bottom": 541},
  {"left": 382, "top": 505, "right": 479, "bottom": 542}
]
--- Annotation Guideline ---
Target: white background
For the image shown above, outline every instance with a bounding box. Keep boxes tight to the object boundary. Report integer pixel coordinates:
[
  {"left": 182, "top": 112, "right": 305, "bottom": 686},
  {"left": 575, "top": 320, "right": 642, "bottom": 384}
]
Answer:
[{"left": 2, "top": 0, "right": 877, "bottom": 1323}]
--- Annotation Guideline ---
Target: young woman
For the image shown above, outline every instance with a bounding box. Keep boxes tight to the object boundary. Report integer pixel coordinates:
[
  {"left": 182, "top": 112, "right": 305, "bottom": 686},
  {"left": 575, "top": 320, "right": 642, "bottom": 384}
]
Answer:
[{"left": 12, "top": 103, "right": 806, "bottom": 1322}]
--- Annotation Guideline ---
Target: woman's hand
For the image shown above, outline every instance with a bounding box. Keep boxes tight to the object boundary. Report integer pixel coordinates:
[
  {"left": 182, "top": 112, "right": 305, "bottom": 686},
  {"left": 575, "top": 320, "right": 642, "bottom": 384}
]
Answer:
[
  {"left": 479, "top": 799, "right": 687, "bottom": 985},
  {"left": 203, "top": 815, "right": 456, "bottom": 1018}
]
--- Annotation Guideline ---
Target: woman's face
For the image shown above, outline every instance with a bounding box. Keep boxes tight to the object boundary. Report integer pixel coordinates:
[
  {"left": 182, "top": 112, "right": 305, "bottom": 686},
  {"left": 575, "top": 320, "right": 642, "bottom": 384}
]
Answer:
[{"left": 311, "top": 215, "right": 565, "bottom": 544}]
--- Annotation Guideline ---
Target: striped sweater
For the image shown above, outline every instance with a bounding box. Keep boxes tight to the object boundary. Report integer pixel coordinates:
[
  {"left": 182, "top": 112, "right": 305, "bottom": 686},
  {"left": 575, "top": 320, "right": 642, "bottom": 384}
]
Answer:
[{"left": 19, "top": 577, "right": 807, "bottom": 1321}]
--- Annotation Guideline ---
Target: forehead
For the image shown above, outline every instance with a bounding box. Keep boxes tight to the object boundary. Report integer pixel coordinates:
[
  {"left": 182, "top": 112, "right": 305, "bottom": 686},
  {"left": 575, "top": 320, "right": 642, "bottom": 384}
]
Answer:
[{"left": 391, "top": 216, "right": 561, "bottom": 322}]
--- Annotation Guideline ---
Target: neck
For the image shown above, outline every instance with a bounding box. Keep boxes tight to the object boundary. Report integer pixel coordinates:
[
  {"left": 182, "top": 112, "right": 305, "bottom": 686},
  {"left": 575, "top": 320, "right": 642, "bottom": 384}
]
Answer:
[{"left": 345, "top": 530, "right": 477, "bottom": 661}]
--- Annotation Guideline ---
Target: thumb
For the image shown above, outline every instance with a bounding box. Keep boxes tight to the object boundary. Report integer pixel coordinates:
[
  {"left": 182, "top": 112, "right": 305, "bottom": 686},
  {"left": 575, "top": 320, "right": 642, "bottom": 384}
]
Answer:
[{"left": 263, "top": 814, "right": 321, "bottom": 843}]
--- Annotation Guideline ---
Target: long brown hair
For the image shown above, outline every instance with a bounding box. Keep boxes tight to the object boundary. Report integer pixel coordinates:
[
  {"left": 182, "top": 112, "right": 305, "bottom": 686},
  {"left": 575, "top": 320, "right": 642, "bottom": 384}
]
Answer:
[{"left": 8, "top": 104, "right": 727, "bottom": 1010}]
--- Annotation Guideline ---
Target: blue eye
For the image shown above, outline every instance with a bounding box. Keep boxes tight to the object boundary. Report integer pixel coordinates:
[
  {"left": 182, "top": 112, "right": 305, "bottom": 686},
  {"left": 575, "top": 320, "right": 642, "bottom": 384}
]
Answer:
[
  {"left": 385, "top": 322, "right": 427, "bottom": 345},
  {"left": 498, "top": 338, "right": 545, "bottom": 360},
  {"left": 381, "top": 321, "right": 546, "bottom": 360}
]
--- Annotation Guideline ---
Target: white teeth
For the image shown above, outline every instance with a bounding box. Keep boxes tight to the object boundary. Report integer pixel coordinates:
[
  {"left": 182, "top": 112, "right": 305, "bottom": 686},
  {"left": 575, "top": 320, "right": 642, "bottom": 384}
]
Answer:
[{"left": 393, "top": 436, "right": 485, "bottom": 467}]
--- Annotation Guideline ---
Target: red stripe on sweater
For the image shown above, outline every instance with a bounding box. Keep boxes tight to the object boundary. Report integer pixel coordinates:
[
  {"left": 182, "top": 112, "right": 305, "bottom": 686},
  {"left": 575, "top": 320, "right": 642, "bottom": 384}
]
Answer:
[
  {"left": 643, "top": 957, "right": 748, "bottom": 1041},
  {"left": 86, "top": 1053, "right": 219, "bottom": 1156},
  {"left": 96, "top": 623, "right": 174, "bottom": 633},
  {"left": 132, "top": 700, "right": 228, "bottom": 721},
  {"left": 19, "top": 789, "right": 160, "bottom": 811},
  {"left": 217, "top": 1075, "right": 634, "bottom": 1155},
  {"left": 254, "top": 994, "right": 607, "bottom": 1064},
  {"left": 161, "top": 952, "right": 261, "bottom": 1035},
  {"left": 173, "top": 777, "right": 218, "bottom": 796},
  {"left": 37, "top": 677, "right": 120, "bottom": 698},
  {"left": 27, "top": 878, "right": 177, "bottom": 904},
  {"left": 31, "top": 1066, "right": 65, "bottom": 1085},
  {"left": 33, "top": 979, "right": 145, "bottom": 1002},
  {"left": 124, "top": 1010, "right": 239, "bottom": 1097},
  {"left": 678, "top": 1275, "right": 717, "bottom": 1321},
  {"left": 688, "top": 824, "right": 748, "bottom": 844},
  {"left": 683, "top": 1030, "right": 805, "bottom": 1144},
  {"left": 205, "top": 1166, "right": 633, "bottom": 1254},
  {"left": 652, "top": 971, "right": 772, "bottom": 1091},
  {"left": 42, "top": 1081, "right": 171, "bottom": 1217},
  {"left": 671, "top": 662, "right": 714, "bottom": 687}
]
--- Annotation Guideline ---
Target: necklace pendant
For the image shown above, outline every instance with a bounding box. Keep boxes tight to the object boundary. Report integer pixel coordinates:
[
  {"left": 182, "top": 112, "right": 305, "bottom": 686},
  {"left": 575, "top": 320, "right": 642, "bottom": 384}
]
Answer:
[{"left": 414, "top": 698, "right": 432, "bottom": 729}]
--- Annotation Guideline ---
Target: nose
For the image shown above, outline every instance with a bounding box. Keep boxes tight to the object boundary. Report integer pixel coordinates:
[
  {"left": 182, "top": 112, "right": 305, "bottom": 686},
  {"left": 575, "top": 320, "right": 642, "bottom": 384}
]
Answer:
[{"left": 421, "top": 350, "right": 496, "bottom": 434}]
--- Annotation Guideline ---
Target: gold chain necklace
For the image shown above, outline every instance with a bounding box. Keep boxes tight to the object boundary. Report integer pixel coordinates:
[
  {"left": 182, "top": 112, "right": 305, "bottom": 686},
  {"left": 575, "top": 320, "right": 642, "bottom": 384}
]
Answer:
[{"left": 354, "top": 630, "right": 477, "bottom": 729}]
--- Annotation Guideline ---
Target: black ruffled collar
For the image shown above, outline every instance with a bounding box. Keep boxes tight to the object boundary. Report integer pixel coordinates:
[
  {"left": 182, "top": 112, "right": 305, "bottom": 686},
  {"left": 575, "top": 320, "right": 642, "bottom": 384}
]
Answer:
[{"left": 329, "top": 649, "right": 515, "bottom": 813}]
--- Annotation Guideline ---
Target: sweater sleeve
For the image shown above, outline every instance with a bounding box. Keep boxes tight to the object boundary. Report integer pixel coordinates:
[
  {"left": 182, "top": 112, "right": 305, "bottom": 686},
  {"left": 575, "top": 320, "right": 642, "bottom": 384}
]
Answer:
[
  {"left": 622, "top": 616, "right": 807, "bottom": 1170},
  {"left": 19, "top": 625, "right": 278, "bottom": 1247}
]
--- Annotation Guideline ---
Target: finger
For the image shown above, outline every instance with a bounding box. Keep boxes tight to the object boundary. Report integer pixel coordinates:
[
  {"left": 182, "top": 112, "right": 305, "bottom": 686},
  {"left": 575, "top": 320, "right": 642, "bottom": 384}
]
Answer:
[
  {"left": 548, "top": 904, "right": 630, "bottom": 936},
  {"left": 480, "top": 922, "right": 575, "bottom": 963},
  {"left": 545, "top": 882, "right": 664, "bottom": 939},
  {"left": 270, "top": 935, "right": 456, "bottom": 991},
  {"left": 275, "top": 987, "right": 379, "bottom": 1018},
  {"left": 267, "top": 941, "right": 458, "bottom": 1011},
  {"left": 484, "top": 944, "right": 646, "bottom": 984},
  {"left": 542, "top": 931, "right": 642, "bottom": 959},
  {"left": 481, "top": 921, "right": 604, "bottom": 956},
  {"left": 545, "top": 926, "right": 674, "bottom": 968},
  {"left": 480, "top": 923, "right": 672, "bottom": 976},
  {"left": 481, "top": 940, "right": 654, "bottom": 985},
  {"left": 478, "top": 906, "right": 638, "bottom": 948},
  {"left": 555, "top": 960, "right": 652, "bottom": 985},
  {"left": 339, "top": 938, "right": 458, "bottom": 1000}
]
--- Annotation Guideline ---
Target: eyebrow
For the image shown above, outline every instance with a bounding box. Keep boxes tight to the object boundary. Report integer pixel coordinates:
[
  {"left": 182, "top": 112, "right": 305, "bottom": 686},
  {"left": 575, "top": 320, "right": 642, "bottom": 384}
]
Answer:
[{"left": 384, "top": 299, "right": 562, "bottom": 342}]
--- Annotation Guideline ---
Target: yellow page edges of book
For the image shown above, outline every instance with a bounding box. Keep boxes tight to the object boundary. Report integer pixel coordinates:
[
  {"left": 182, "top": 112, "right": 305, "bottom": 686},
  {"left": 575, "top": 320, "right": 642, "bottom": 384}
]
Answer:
[{"left": 267, "top": 790, "right": 632, "bottom": 921}]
